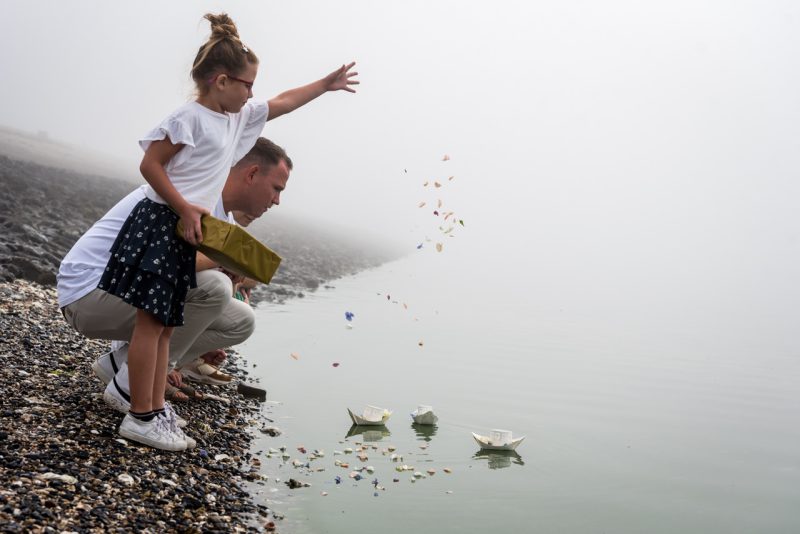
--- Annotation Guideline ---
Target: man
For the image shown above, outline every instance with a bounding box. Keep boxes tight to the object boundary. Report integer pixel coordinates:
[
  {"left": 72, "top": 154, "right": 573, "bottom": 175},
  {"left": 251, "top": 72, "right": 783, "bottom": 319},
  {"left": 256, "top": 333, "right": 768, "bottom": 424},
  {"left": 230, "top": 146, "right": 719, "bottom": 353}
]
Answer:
[{"left": 57, "top": 137, "right": 291, "bottom": 414}]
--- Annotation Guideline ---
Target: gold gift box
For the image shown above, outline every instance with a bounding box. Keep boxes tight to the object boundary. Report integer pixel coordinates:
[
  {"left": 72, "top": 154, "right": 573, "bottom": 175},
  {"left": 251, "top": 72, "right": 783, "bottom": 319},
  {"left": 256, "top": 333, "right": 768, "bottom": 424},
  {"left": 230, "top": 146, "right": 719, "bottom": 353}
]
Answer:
[{"left": 177, "top": 215, "right": 281, "bottom": 284}]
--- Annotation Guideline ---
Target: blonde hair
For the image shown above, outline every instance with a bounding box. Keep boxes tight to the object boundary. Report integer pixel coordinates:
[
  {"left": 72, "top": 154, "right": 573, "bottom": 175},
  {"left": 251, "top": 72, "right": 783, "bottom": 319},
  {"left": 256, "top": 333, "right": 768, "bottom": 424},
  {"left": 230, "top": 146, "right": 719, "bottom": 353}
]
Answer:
[{"left": 191, "top": 13, "right": 258, "bottom": 93}]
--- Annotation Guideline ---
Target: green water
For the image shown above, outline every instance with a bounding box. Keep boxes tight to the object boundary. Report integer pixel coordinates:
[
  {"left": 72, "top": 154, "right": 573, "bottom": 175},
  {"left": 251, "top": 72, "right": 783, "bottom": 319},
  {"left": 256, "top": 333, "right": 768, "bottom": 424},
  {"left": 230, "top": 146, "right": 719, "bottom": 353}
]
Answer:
[{"left": 241, "top": 242, "right": 800, "bottom": 533}]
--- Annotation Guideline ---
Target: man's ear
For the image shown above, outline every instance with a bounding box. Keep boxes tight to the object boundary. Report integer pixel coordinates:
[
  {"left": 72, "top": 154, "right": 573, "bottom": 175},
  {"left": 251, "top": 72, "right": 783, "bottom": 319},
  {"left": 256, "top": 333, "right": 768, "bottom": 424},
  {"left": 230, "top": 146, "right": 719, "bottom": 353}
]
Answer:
[{"left": 246, "top": 164, "right": 259, "bottom": 183}]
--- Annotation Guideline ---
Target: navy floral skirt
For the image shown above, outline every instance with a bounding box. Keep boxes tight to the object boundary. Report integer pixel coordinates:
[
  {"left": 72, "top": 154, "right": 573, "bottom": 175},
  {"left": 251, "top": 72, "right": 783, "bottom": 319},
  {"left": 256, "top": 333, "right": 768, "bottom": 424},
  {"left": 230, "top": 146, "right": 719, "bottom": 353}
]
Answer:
[{"left": 98, "top": 198, "right": 196, "bottom": 326}]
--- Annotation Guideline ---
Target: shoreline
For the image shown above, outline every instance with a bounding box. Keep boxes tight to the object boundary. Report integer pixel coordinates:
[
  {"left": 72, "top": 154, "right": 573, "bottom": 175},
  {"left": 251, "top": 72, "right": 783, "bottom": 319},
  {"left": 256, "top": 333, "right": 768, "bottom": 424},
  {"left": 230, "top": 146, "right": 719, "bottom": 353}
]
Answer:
[{"left": 0, "top": 280, "right": 279, "bottom": 532}]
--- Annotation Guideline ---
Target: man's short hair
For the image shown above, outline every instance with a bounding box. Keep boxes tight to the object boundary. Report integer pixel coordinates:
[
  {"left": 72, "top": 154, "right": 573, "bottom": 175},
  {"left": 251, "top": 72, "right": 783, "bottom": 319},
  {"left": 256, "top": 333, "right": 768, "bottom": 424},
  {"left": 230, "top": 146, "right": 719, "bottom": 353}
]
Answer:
[{"left": 237, "top": 137, "right": 293, "bottom": 172}]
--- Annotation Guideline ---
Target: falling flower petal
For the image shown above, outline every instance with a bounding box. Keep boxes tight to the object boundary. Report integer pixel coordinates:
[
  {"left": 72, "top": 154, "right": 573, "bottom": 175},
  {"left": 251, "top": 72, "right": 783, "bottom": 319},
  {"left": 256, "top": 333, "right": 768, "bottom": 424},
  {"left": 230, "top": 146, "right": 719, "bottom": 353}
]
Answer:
[
  {"left": 332, "top": 362, "right": 340, "bottom": 367},
  {"left": 458, "top": 219, "right": 465, "bottom": 226},
  {"left": 416, "top": 243, "right": 423, "bottom": 249},
  {"left": 436, "top": 243, "right": 443, "bottom": 252},
  {"left": 387, "top": 294, "right": 390, "bottom": 300},
  {"left": 403, "top": 303, "right": 408, "bottom": 309},
  {"left": 443, "top": 227, "right": 454, "bottom": 234},
  {"left": 345, "top": 311, "right": 355, "bottom": 321},
  {"left": 418, "top": 201, "right": 426, "bottom": 208},
  {"left": 290, "top": 352, "right": 300, "bottom": 360},
  {"left": 423, "top": 181, "right": 429, "bottom": 187},
  {"left": 433, "top": 210, "right": 439, "bottom": 216},
  {"left": 418, "top": 341, "right": 424, "bottom": 347},
  {"left": 448, "top": 175, "right": 455, "bottom": 181},
  {"left": 434, "top": 181, "right": 442, "bottom": 188},
  {"left": 437, "top": 199, "right": 442, "bottom": 208},
  {"left": 444, "top": 212, "right": 453, "bottom": 221},
  {"left": 442, "top": 154, "right": 450, "bottom": 161}
]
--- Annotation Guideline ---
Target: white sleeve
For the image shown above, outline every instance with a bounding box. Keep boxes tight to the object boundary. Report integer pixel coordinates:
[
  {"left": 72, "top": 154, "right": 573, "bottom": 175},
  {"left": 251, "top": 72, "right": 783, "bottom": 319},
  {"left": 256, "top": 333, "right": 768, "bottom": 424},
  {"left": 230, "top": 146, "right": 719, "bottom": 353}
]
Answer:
[
  {"left": 139, "top": 115, "right": 196, "bottom": 152},
  {"left": 232, "top": 101, "right": 269, "bottom": 165}
]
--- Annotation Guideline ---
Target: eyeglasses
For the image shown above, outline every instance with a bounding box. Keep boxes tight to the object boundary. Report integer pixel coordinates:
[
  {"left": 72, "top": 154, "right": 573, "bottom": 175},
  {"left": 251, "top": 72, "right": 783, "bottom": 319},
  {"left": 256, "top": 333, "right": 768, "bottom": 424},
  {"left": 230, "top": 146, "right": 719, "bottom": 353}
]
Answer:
[{"left": 210, "top": 73, "right": 254, "bottom": 90}]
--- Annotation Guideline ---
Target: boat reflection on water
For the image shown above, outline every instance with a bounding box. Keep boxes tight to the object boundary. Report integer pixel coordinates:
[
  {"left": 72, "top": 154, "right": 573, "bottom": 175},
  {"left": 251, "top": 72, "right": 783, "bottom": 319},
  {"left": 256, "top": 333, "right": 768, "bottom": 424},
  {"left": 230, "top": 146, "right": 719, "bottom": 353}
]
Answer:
[
  {"left": 345, "top": 424, "right": 391, "bottom": 442},
  {"left": 472, "top": 450, "right": 525, "bottom": 470},
  {"left": 411, "top": 423, "right": 438, "bottom": 442}
]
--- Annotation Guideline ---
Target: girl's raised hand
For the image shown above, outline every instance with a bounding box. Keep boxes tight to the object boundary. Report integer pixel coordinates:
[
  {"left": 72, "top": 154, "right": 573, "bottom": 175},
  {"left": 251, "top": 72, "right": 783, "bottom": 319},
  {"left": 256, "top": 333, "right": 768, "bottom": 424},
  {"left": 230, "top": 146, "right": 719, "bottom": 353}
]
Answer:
[
  {"left": 325, "top": 62, "right": 359, "bottom": 93},
  {"left": 179, "top": 203, "right": 209, "bottom": 246}
]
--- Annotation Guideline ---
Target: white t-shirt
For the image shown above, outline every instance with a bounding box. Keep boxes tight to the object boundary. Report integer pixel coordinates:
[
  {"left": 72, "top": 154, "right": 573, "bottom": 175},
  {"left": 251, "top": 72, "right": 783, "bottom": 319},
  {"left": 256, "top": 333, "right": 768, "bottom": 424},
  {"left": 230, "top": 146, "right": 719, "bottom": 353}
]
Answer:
[
  {"left": 57, "top": 186, "right": 233, "bottom": 308},
  {"left": 140, "top": 100, "right": 268, "bottom": 211}
]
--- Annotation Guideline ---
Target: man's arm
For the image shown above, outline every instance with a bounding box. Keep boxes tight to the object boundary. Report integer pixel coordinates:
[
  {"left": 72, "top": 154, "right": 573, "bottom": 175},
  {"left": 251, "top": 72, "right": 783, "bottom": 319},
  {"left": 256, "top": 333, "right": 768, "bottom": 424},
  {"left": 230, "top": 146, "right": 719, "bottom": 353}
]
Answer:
[
  {"left": 195, "top": 252, "right": 218, "bottom": 272},
  {"left": 267, "top": 62, "right": 359, "bottom": 121}
]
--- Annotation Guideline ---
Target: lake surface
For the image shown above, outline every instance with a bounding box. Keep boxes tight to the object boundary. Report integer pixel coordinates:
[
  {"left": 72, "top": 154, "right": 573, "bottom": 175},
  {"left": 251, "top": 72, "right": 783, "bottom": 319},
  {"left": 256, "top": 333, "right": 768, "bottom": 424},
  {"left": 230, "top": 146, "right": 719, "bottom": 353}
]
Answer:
[{"left": 241, "top": 229, "right": 800, "bottom": 533}]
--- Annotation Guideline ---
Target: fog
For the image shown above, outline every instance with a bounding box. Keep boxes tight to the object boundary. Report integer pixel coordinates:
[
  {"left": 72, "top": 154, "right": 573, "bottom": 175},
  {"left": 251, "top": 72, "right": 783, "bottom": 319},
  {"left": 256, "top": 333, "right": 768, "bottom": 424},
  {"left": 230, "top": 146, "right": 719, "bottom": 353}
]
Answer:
[{"left": 2, "top": 1, "right": 799, "bottom": 298}]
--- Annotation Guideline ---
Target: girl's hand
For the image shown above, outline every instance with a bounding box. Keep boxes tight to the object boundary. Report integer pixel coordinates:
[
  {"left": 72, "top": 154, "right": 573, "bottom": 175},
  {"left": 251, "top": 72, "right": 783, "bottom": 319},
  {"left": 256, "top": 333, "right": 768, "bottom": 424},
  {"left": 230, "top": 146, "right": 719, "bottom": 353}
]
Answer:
[
  {"left": 324, "top": 62, "right": 359, "bottom": 93},
  {"left": 178, "top": 203, "right": 209, "bottom": 246}
]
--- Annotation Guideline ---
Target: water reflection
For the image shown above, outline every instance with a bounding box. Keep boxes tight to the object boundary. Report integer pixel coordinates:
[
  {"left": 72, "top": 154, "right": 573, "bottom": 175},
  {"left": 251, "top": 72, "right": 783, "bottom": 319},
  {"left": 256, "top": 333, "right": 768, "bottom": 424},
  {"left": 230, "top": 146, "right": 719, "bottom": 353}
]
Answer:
[
  {"left": 411, "top": 423, "right": 438, "bottom": 442},
  {"left": 472, "top": 450, "right": 525, "bottom": 470},
  {"left": 345, "top": 424, "right": 391, "bottom": 442}
]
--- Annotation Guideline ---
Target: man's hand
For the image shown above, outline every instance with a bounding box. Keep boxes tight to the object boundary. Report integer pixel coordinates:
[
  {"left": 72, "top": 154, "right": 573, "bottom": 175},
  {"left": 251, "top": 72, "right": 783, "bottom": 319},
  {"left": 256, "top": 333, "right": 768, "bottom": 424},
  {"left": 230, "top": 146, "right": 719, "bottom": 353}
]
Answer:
[
  {"left": 201, "top": 349, "right": 227, "bottom": 366},
  {"left": 221, "top": 268, "right": 245, "bottom": 285}
]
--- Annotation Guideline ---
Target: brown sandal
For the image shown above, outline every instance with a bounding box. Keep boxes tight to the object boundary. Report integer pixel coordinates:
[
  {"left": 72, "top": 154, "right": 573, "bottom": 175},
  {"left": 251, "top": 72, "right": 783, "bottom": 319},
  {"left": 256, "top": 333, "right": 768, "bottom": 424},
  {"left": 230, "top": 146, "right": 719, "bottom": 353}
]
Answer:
[
  {"left": 179, "top": 383, "right": 204, "bottom": 400},
  {"left": 165, "top": 384, "right": 190, "bottom": 402}
]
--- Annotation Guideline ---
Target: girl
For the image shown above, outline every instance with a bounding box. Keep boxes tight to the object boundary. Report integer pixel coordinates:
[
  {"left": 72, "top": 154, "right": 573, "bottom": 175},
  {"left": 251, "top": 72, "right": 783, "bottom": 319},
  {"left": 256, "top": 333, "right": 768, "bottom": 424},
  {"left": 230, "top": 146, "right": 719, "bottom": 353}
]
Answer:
[{"left": 98, "top": 13, "right": 358, "bottom": 450}]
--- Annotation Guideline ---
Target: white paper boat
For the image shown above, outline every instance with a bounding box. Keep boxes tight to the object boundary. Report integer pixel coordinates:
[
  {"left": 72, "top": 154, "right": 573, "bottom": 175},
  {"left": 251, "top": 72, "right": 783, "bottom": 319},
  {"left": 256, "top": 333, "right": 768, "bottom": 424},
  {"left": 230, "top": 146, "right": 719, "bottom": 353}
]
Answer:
[
  {"left": 472, "top": 429, "right": 525, "bottom": 451},
  {"left": 347, "top": 406, "right": 392, "bottom": 426},
  {"left": 410, "top": 405, "right": 438, "bottom": 425}
]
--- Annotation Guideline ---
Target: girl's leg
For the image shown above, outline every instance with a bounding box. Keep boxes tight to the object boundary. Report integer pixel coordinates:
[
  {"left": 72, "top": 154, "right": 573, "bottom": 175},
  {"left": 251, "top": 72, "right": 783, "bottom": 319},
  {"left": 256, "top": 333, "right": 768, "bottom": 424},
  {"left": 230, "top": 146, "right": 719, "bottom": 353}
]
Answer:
[
  {"left": 151, "top": 326, "right": 173, "bottom": 411},
  {"left": 128, "top": 309, "right": 164, "bottom": 413}
]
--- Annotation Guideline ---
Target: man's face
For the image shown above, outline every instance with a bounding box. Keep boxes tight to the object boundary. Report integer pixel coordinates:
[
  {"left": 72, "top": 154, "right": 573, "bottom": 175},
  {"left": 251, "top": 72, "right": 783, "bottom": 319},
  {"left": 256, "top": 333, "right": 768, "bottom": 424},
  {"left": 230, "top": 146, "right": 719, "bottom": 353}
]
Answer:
[{"left": 246, "top": 159, "right": 289, "bottom": 220}]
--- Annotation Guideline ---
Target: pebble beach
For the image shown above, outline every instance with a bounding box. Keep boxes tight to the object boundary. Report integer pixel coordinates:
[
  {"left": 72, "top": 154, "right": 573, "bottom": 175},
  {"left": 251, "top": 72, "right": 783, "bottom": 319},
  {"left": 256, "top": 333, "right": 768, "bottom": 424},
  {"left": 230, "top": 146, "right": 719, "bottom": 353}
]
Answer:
[{"left": 0, "top": 280, "right": 277, "bottom": 532}]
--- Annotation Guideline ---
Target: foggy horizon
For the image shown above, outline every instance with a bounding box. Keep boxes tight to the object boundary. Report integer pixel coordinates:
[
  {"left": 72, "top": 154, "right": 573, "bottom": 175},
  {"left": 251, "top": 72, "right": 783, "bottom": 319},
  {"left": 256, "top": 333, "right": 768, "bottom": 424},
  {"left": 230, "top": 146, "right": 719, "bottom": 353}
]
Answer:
[{"left": 2, "top": 0, "right": 798, "bottom": 276}]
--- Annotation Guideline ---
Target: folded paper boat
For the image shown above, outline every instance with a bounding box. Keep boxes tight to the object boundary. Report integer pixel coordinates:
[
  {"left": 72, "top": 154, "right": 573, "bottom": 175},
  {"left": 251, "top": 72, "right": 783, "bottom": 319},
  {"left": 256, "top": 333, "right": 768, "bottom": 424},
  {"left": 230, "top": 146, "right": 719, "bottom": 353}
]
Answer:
[
  {"left": 472, "top": 429, "right": 525, "bottom": 451},
  {"left": 410, "top": 405, "right": 438, "bottom": 425},
  {"left": 347, "top": 405, "right": 392, "bottom": 426},
  {"left": 177, "top": 215, "right": 281, "bottom": 284}
]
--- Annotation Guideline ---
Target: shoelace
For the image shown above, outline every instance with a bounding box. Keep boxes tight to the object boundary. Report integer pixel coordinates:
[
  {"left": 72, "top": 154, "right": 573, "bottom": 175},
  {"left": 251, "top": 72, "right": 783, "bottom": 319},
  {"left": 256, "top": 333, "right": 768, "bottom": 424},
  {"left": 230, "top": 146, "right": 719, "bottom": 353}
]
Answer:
[
  {"left": 154, "top": 414, "right": 176, "bottom": 438},
  {"left": 161, "top": 407, "right": 184, "bottom": 438}
]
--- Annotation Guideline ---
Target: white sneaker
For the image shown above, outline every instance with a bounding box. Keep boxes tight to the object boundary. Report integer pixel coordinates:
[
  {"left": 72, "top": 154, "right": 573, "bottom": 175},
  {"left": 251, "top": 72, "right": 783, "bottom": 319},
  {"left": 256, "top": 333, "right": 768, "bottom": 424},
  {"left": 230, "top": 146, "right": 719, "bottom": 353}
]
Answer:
[
  {"left": 103, "top": 365, "right": 131, "bottom": 413},
  {"left": 103, "top": 366, "right": 187, "bottom": 428},
  {"left": 160, "top": 409, "right": 196, "bottom": 449},
  {"left": 119, "top": 413, "right": 187, "bottom": 451},
  {"left": 92, "top": 343, "right": 129, "bottom": 385}
]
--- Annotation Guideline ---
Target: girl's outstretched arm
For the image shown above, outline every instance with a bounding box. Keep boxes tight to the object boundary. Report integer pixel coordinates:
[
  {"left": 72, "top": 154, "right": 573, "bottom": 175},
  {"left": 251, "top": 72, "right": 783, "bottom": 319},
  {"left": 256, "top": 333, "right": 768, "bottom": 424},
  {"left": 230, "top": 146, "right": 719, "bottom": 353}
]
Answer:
[
  {"left": 140, "top": 139, "right": 209, "bottom": 245},
  {"left": 267, "top": 62, "right": 359, "bottom": 121}
]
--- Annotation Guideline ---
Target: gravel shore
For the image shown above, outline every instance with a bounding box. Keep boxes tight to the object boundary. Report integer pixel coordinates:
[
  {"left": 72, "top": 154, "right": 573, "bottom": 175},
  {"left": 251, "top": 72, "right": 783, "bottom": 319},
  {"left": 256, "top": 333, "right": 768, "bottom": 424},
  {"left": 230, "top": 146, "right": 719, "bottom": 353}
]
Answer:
[{"left": 0, "top": 280, "right": 280, "bottom": 532}]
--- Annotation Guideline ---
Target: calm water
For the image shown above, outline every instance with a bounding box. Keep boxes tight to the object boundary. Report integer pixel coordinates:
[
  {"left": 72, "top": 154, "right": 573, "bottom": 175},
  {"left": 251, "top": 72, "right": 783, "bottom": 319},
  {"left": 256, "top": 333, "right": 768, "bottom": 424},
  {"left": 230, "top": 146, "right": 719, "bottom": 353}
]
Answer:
[{"left": 241, "top": 230, "right": 800, "bottom": 533}]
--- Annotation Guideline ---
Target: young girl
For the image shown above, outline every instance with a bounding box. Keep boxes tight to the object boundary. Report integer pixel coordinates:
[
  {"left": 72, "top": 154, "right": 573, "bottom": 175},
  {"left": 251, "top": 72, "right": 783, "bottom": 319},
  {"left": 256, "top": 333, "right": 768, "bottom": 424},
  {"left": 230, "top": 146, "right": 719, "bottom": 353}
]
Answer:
[{"left": 98, "top": 13, "right": 358, "bottom": 450}]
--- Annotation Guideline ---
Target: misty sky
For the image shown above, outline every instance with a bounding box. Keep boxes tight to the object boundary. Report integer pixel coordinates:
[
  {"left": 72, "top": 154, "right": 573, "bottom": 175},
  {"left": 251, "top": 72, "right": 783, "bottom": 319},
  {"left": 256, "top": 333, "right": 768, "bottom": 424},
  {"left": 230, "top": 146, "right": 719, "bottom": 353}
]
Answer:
[{"left": 2, "top": 1, "right": 799, "bottom": 306}]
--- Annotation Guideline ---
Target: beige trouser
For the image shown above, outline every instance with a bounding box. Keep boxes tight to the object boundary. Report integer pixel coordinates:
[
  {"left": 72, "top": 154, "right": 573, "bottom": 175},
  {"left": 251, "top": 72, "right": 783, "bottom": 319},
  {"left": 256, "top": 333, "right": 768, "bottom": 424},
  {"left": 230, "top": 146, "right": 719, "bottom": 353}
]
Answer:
[{"left": 62, "top": 270, "right": 255, "bottom": 368}]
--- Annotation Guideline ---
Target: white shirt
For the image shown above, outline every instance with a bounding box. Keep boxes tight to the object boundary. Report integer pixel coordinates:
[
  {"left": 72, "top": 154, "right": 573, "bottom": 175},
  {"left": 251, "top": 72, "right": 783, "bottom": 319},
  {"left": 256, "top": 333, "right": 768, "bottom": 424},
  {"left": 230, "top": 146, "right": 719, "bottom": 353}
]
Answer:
[
  {"left": 140, "top": 100, "right": 268, "bottom": 211},
  {"left": 57, "top": 186, "right": 233, "bottom": 308}
]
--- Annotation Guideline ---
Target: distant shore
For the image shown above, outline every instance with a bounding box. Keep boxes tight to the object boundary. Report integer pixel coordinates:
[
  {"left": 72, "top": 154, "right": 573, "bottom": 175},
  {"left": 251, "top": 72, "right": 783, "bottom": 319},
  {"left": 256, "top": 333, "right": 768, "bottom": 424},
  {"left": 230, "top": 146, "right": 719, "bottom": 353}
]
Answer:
[{"left": 0, "top": 154, "right": 395, "bottom": 301}]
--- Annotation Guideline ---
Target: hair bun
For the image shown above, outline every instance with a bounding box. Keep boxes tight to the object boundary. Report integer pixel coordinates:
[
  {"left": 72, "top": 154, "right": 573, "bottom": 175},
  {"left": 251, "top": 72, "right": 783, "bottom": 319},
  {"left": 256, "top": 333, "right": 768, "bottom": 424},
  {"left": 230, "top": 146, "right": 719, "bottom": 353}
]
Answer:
[{"left": 204, "top": 13, "right": 240, "bottom": 40}]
